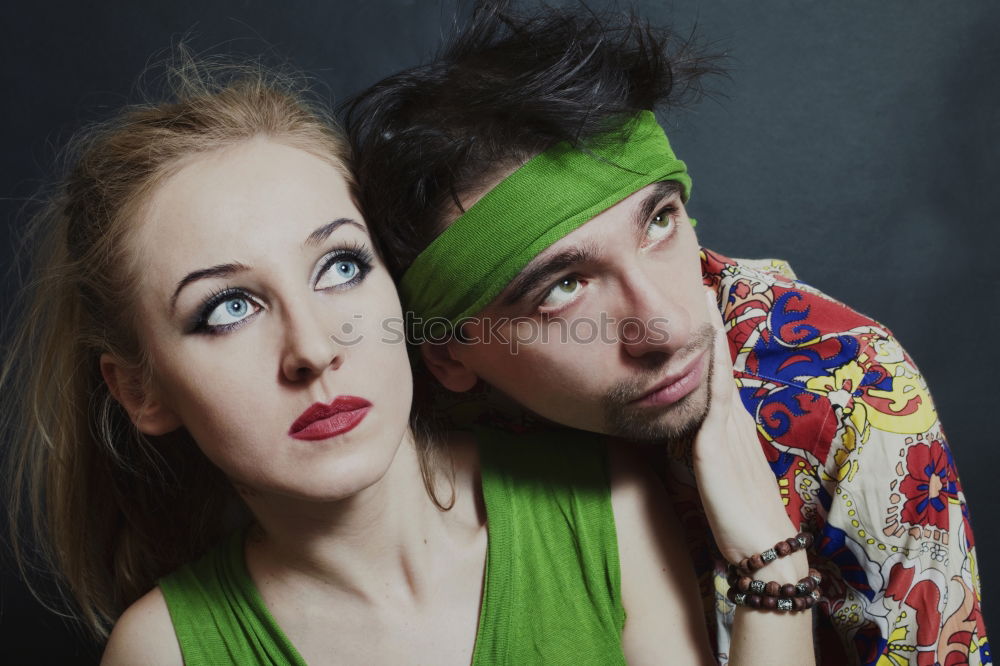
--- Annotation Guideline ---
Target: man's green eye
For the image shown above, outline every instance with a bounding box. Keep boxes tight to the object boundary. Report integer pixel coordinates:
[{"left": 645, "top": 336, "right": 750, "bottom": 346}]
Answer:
[
  {"left": 540, "top": 276, "right": 583, "bottom": 309},
  {"left": 646, "top": 208, "right": 675, "bottom": 241}
]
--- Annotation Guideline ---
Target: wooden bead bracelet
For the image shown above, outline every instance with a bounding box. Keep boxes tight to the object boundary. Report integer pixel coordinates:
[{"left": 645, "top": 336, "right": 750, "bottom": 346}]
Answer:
[
  {"left": 730, "top": 531, "right": 813, "bottom": 578},
  {"left": 727, "top": 586, "right": 820, "bottom": 611},
  {"left": 725, "top": 531, "right": 820, "bottom": 612},
  {"left": 726, "top": 568, "right": 823, "bottom": 610}
]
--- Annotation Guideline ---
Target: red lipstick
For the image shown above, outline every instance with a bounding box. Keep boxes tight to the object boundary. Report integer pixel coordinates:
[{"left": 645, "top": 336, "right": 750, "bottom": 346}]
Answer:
[{"left": 289, "top": 396, "right": 372, "bottom": 441}]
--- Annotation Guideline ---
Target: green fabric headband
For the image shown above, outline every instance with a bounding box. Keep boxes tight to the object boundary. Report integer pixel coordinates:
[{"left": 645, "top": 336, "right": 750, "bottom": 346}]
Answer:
[{"left": 399, "top": 110, "right": 692, "bottom": 327}]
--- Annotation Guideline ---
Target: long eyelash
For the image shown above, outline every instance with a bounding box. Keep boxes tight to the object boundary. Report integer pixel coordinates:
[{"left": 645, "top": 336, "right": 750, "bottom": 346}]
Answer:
[
  {"left": 317, "top": 241, "right": 376, "bottom": 288},
  {"left": 652, "top": 203, "right": 679, "bottom": 219},
  {"left": 189, "top": 285, "right": 257, "bottom": 335},
  {"left": 645, "top": 203, "right": 680, "bottom": 246}
]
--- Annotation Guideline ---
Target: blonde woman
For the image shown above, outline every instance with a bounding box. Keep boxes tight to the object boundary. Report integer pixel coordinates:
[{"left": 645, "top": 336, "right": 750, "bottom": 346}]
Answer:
[{"left": 2, "top": 60, "right": 714, "bottom": 664}]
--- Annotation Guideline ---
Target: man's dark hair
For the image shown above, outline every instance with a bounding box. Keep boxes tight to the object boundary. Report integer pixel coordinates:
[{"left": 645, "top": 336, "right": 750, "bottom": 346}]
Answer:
[{"left": 344, "top": 0, "right": 723, "bottom": 279}]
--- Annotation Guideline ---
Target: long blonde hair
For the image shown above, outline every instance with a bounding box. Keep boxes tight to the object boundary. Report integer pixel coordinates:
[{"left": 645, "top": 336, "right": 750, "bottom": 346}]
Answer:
[{"left": 1, "top": 53, "right": 359, "bottom": 639}]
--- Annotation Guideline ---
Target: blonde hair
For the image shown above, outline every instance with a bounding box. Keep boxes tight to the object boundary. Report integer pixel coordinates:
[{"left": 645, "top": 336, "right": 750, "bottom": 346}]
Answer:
[{"left": 2, "top": 53, "right": 363, "bottom": 639}]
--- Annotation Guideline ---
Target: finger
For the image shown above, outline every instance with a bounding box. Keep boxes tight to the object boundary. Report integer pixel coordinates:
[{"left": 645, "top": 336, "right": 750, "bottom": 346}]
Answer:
[
  {"left": 705, "top": 288, "right": 750, "bottom": 417},
  {"left": 704, "top": 288, "right": 735, "bottom": 420}
]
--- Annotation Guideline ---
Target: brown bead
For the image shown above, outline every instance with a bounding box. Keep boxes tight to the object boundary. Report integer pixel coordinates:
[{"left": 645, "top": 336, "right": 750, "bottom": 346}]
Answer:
[
  {"left": 748, "top": 594, "right": 762, "bottom": 608},
  {"left": 765, "top": 581, "right": 781, "bottom": 597},
  {"left": 793, "top": 597, "right": 807, "bottom": 611},
  {"left": 762, "top": 595, "right": 778, "bottom": 610},
  {"left": 786, "top": 537, "right": 801, "bottom": 552},
  {"left": 750, "top": 554, "right": 765, "bottom": 571},
  {"left": 781, "top": 584, "right": 797, "bottom": 598},
  {"left": 739, "top": 558, "right": 751, "bottom": 574},
  {"left": 775, "top": 540, "right": 792, "bottom": 557},
  {"left": 738, "top": 577, "right": 751, "bottom": 593},
  {"left": 803, "top": 595, "right": 816, "bottom": 609},
  {"left": 799, "top": 577, "right": 816, "bottom": 593}
]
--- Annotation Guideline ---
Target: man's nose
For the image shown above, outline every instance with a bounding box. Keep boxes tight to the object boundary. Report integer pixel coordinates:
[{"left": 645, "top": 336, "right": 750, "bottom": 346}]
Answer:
[{"left": 617, "top": 267, "right": 691, "bottom": 361}]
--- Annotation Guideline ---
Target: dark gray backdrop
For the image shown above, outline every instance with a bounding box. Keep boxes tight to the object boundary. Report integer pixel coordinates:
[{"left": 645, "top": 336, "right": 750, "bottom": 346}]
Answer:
[{"left": 2, "top": 1, "right": 996, "bottom": 663}]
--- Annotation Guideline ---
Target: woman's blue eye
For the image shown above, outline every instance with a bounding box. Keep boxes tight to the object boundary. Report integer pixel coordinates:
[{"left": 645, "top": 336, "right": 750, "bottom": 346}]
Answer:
[
  {"left": 205, "top": 296, "right": 257, "bottom": 328},
  {"left": 316, "top": 255, "right": 368, "bottom": 290},
  {"left": 336, "top": 260, "right": 358, "bottom": 280}
]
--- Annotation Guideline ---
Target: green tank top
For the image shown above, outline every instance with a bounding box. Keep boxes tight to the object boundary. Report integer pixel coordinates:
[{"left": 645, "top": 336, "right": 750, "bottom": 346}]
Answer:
[{"left": 159, "top": 428, "right": 625, "bottom": 665}]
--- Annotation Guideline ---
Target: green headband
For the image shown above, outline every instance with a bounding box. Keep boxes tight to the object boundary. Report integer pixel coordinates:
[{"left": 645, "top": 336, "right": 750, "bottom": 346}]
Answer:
[{"left": 399, "top": 110, "right": 691, "bottom": 327}]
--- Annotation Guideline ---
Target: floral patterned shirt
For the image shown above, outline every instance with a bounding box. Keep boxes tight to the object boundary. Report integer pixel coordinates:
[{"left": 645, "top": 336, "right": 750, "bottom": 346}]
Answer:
[{"left": 684, "top": 248, "right": 989, "bottom": 665}]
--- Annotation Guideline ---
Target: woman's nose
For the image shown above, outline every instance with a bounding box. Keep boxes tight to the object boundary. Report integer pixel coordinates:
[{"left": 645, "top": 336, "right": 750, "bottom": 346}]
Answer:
[{"left": 280, "top": 304, "right": 344, "bottom": 382}]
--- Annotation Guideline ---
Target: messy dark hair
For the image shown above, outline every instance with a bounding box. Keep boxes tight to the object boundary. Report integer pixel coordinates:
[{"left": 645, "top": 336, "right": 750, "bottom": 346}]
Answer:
[{"left": 344, "top": 0, "right": 724, "bottom": 280}]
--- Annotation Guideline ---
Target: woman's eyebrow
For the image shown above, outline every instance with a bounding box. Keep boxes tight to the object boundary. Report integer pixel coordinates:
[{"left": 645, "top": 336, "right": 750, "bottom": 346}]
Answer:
[
  {"left": 304, "top": 217, "right": 367, "bottom": 246},
  {"left": 169, "top": 219, "right": 367, "bottom": 312},
  {"left": 170, "top": 262, "right": 251, "bottom": 312}
]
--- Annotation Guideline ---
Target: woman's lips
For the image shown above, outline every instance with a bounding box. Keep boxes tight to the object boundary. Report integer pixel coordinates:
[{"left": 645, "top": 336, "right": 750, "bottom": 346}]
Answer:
[
  {"left": 289, "top": 396, "right": 372, "bottom": 441},
  {"left": 631, "top": 348, "right": 709, "bottom": 408}
]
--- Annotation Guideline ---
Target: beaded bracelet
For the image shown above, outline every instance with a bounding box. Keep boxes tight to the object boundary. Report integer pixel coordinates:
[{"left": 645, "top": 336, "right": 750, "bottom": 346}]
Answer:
[
  {"left": 726, "top": 569, "right": 823, "bottom": 611},
  {"left": 727, "top": 586, "right": 821, "bottom": 611},
  {"left": 730, "top": 531, "right": 813, "bottom": 578},
  {"left": 725, "top": 531, "right": 819, "bottom": 612},
  {"left": 727, "top": 567, "right": 821, "bottom": 596}
]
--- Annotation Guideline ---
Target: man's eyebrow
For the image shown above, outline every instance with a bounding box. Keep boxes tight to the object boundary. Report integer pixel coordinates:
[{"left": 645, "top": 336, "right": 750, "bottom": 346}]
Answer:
[
  {"left": 632, "top": 181, "right": 681, "bottom": 238},
  {"left": 304, "top": 217, "right": 367, "bottom": 246},
  {"left": 501, "top": 245, "right": 599, "bottom": 307},
  {"left": 170, "top": 262, "right": 251, "bottom": 312}
]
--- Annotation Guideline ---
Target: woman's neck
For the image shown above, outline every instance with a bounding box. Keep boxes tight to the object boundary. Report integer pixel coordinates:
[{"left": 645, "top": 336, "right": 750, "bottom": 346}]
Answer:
[{"left": 241, "top": 431, "right": 479, "bottom": 605}]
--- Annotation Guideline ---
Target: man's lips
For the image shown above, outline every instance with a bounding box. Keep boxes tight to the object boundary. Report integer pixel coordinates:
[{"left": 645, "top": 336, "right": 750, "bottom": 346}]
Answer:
[
  {"left": 630, "top": 347, "right": 709, "bottom": 407},
  {"left": 289, "top": 396, "right": 372, "bottom": 441}
]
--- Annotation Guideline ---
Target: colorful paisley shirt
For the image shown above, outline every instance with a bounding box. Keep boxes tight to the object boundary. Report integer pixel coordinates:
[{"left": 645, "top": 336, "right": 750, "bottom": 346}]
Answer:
[
  {"left": 419, "top": 247, "right": 989, "bottom": 665},
  {"left": 686, "top": 248, "right": 989, "bottom": 665}
]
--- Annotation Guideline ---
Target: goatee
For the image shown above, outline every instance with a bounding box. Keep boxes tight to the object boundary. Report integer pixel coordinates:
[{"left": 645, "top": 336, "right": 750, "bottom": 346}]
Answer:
[{"left": 602, "top": 325, "right": 716, "bottom": 453}]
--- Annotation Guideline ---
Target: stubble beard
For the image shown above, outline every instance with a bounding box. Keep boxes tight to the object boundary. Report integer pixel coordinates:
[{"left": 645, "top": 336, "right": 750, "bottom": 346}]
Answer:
[{"left": 603, "top": 328, "right": 716, "bottom": 452}]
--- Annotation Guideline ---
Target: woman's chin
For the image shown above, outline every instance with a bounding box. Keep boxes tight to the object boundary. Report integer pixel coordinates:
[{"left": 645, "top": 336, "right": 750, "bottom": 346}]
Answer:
[{"left": 237, "top": 437, "right": 407, "bottom": 506}]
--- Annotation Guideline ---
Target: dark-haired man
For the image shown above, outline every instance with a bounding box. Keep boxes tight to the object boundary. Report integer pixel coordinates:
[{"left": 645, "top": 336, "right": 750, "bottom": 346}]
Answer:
[{"left": 347, "top": 4, "right": 988, "bottom": 664}]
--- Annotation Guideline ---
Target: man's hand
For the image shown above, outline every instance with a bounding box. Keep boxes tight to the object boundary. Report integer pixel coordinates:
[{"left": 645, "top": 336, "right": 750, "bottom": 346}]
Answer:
[
  {"left": 692, "top": 288, "right": 800, "bottom": 565},
  {"left": 694, "top": 289, "right": 816, "bottom": 666}
]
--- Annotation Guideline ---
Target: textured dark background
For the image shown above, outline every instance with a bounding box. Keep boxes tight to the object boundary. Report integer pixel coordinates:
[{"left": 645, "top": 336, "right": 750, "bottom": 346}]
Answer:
[{"left": 2, "top": 1, "right": 997, "bottom": 662}]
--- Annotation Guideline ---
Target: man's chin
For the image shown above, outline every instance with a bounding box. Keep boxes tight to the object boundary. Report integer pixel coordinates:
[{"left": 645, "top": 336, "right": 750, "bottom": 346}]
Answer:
[{"left": 605, "top": 382, "right": 711, "bottom": 444}]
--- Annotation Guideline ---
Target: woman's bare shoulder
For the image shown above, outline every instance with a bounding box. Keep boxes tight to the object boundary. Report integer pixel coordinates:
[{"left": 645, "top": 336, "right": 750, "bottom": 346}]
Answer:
[
  {"left": 101, "top": 587, "right": 182, "bottom": 666},
  {"left": 607, "top": 443, "right": 716, "bottom": 665}
]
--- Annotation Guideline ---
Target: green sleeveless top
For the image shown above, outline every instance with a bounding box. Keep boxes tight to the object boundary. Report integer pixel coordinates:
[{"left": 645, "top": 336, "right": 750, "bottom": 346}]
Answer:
[{"left": 159, "top": 428, "right": 625, "bottom": 665}]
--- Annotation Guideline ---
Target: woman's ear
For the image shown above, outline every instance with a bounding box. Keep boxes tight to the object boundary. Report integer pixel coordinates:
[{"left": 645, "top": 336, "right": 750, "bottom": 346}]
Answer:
[
  {"left": 99, "top": 353, "right": 181, "bottom": 436},
  {"left": 420, "top": 341, "right": 479, "bottom": 393}
]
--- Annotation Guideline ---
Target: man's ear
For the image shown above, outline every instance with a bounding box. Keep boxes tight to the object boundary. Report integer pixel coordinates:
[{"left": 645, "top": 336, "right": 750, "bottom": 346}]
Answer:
[
  {"left": 99, "top": 353, "right": 181, "bottom": 436},
  {"left": 420, "top": 341, "right": 479, "bottom": 393}
]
